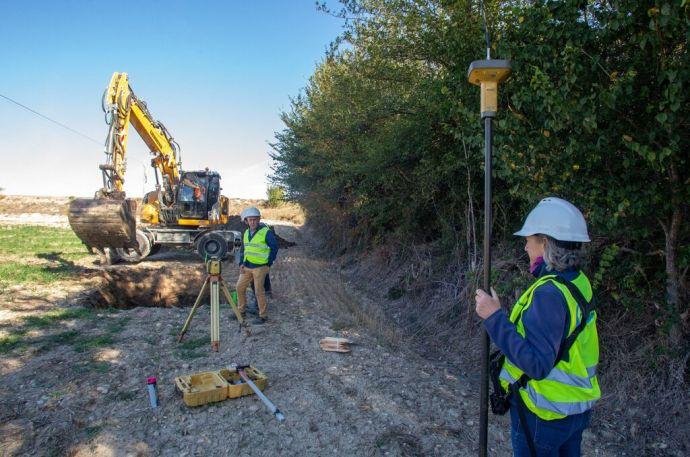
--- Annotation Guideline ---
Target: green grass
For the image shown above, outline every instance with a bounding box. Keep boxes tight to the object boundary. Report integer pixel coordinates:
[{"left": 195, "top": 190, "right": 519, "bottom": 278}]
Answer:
[
  {"left": 0, "top": 225, "right": 89, "bottom": 259},
  {"left": 0, "top": 225, "right": 91, "bottom": 291},
  {"left": 0, "top": 331, "right": 28, "bottom": 353},
  {"left": 23, "top": 308, "right": 96, "bottom": 329},
  {"left": 104, "top": 316, "right": 129, "bottom": 334},
  {"left": 37, "top": 331, "right": 115, "bottom": 355},
  {"left": 74, "top": 360, "right": 111, "bottom": 374},
  {"left": 176, "top": 349, "right": 205, "bottom": 359},
  {"left": 0, "top": 262, "right": 75, "bottom": 289},
  {"left": 42, "top": 330, "right": 80, "bottom": 346},
  {"left": 177, "top": 337, "right": 207, "bottom": 351},
  {"left": 175, "top": 336, "right": 208, "bottom": 359},
  {"left": 73, "top": 335, "right": 114, "bottom": 353},
  {"left": 86, "top": 362, "right": 110, "bottom": 374},
  {"left": 0, "top": 308, "right": 126, "bottom": 355},
  {"left": 101, "top": 307, "right": 121, "bottom": 315}
]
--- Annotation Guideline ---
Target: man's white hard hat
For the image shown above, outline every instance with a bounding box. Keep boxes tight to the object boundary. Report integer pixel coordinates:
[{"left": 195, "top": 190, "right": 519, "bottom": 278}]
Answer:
[
  {"left": 514, "top": 197, "right": 590, "bottom": 242},
  {"left": 240, "top": 207, "right": 261, "bottom": 222}
]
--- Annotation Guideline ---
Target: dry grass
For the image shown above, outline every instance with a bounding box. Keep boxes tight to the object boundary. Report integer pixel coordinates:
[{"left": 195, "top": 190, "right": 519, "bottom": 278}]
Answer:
[
  {"left": 334, "top": 234, "right": 690, "bottom": 454},
  {"left": 260, "top": 203, "right": 305, "bottom": 225},
  {"left": 0, "top": 195, "right": 305, "bottom": 225},
  {"left": 226, "top": 198, "right": 265, "bottom": 215},
  {"left": 331, "top": 269, "right": 402, "bottom": 348},
  {"left": 0, "top": 195, "right": 73, "bottom": 215},
  {"left": 227, "top": 199, "right": 305, "bottom": 224}
]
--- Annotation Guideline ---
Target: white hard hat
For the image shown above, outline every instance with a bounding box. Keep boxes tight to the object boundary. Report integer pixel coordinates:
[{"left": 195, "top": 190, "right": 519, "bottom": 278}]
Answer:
[
  {"left": 240, "top": 207, "right": 261, "bottom": 222},
  {"left": 514, "top": 197, "right": 590, "bottom": 242}
]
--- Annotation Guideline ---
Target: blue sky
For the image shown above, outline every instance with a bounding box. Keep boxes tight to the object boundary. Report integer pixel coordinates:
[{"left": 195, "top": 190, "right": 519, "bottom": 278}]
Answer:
[{"left": 0, "top": 1, "right": 343, "bottom": 198}]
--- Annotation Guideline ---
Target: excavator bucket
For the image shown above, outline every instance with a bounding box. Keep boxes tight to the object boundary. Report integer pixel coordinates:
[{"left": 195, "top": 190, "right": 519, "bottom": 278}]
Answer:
[{"left": 68, "top": 198, "right": 137, "bottom": 251}]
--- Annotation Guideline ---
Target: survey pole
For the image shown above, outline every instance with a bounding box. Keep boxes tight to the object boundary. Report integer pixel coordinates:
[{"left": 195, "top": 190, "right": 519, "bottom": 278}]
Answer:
[{"left": 467, "top": 59, "right": 511, "bottom": 457}]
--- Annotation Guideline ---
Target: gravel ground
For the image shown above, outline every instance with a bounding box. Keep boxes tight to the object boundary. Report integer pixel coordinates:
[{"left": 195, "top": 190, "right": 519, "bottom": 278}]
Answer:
[{"left": 0, "top": 223, "right": 620, "bottom": 456}]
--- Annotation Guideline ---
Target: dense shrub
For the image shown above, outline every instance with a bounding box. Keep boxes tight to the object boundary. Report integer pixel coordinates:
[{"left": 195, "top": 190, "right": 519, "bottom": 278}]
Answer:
[
  {"left": 271, "top": 0, "right": 689, "bottom": 343},
  {"left": 266, "top": 185, "right": 286, "bottom": 208}
]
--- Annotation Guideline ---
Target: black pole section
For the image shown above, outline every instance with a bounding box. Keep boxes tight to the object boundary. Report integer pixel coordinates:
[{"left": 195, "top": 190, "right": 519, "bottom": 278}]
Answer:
[{"left": 479, "top": 115, "right": 493, "bottom": 457}]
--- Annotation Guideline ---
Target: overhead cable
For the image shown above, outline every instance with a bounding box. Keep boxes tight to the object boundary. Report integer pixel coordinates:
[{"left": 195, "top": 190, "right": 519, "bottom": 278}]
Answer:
[{"left": 0, "top": 92, "right": 101, "bottom": 145}]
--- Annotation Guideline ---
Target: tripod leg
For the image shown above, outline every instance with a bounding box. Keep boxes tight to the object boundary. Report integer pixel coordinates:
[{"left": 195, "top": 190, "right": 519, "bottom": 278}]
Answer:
[
  {"left": 210, "top": 277, "right": 220, "bottom": 351},
  {"left": 220, "top": 279, "right": 245, "bottom": 324},
  {"left": 178, "top": 277, "right": 209, "bottom": 342}
]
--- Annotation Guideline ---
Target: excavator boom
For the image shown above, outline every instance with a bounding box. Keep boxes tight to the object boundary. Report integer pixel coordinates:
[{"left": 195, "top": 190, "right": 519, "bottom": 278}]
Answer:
[{"left": 68, "top": 72, "right": 181, "bottom": 253}]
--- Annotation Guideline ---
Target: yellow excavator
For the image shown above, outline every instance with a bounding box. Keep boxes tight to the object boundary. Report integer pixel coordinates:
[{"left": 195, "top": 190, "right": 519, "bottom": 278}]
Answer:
[{"left": 68, "top": 72, "right": 240, "bottom": 264}]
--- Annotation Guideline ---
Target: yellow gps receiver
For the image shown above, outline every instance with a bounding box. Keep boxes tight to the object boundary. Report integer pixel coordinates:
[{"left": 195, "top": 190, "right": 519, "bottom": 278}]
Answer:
[{"left": 467, "top": 60, "right": 511, "bottom": 119}]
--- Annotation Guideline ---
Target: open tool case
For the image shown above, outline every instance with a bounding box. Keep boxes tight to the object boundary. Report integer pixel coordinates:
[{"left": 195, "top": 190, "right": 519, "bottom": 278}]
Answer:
[{"left": 175, "top": 366, "right": 268, "bottom": 406}]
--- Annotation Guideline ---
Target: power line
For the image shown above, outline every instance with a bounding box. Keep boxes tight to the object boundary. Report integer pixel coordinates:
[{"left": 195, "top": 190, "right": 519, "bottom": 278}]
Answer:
[{"left": 0, "top": 92, "right": 102, "bottom": 145}]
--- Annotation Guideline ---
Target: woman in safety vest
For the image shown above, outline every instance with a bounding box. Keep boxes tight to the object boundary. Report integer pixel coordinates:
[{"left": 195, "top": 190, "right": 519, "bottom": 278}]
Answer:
[{"left": 475, "top": 197, "right": 600, "bottom": 456}]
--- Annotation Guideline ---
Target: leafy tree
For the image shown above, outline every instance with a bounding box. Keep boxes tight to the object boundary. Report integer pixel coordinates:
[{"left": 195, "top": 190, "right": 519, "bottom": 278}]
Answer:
[
  {"left": 493, "top": 0, "right": 689, "bottom": 342},
  {"left": 271, "top": 0, "right": 689, "bottom": 340}
]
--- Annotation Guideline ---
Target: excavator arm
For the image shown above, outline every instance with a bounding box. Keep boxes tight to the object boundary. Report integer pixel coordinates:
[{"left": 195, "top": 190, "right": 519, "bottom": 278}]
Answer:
[
  {"left": 68, "top": 72, "right": 182, "bottom": 254},
  {"left": 100, "top": 72, "right": 181, "bottom": 199}
]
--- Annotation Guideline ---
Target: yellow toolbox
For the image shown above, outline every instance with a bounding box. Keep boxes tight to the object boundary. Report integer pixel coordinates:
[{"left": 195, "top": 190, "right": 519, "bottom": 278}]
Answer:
[
  {"left": 175, "top": 371, "right": 228, "bottom": 407},
  {"left": 220, "top": 366, "right": 268, "bottom": 399},
  {"left": 175, "top": 366, "right": 268, "bottom": 406}
]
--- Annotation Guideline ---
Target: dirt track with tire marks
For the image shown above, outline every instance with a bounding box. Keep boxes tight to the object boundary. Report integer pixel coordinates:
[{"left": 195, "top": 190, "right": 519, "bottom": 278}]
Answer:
[{"left": 1, "top": 223, "right": 618, "bottom": 456}]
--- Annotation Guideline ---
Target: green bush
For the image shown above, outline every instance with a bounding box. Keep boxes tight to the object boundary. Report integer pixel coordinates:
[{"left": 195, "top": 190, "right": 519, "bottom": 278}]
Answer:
[
  {"left": 271, "top": 0, "right": 689, "bottom": 338},
  {"left": 266, "top": 185, "right": 286, "bottom": 208}
]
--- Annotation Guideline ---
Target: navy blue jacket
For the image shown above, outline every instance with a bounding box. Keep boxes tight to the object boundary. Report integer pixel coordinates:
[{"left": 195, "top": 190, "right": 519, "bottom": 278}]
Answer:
[
  {"left": 238, "top": 223, "right": 279, "bottom": 268},
  {"left": 484, "top": 259, "right": 578, "bottom": 380}
]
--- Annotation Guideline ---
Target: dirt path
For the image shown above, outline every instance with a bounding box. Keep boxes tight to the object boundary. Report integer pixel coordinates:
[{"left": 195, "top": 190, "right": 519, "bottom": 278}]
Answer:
[{"left": 0, "top": 223, "right": 616, "bottom": 456}]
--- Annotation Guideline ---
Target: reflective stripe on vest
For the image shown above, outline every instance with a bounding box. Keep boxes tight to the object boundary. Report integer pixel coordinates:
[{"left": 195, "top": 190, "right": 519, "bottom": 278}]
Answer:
[
  {"left": 243, "top": 227, "right": 270, "bottom": 265},
  {"left": 499, "top": 272, "right": 601, "bottom": 420}
]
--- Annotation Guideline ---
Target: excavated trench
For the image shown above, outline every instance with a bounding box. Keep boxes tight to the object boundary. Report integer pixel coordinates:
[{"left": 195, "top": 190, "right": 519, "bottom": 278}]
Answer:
[
  {"left": 87, "top": 263, "right": 207, "bottom": 308},
  {"left": 79, "top": 221, "right": 295, "bottom": 309}
]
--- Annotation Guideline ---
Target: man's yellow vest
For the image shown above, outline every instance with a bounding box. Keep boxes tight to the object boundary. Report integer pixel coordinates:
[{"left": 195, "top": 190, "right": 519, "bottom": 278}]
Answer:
[
  {"left": 243, "top": 227, "right": 270, "bottom": 265},
  {"left": 499, "top": 272, "right": 601, "bottom": 420}
]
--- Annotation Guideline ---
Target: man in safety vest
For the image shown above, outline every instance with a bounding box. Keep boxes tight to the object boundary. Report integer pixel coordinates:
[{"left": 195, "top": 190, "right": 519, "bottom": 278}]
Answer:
[
  {"left": 475, "top": 197, "right": 600, "bottom": 456},
  {"left": 236, "top": 207, "right": 279, "bottom": 324}
]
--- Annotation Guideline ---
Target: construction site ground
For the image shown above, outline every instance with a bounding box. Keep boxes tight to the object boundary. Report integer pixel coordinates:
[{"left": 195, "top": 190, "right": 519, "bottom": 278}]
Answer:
[{"left": 0, "top": 198, "right": 622, "bottom": 456}]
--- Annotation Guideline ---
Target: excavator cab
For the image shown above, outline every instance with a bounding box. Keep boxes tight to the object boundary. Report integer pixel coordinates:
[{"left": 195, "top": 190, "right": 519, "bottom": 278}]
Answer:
[{"left": 175, "top": 170, "right": 221, "bottom": 221}]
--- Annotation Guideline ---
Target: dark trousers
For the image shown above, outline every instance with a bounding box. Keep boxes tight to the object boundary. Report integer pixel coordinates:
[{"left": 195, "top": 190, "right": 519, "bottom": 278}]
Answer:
[{"left": 510, "top": 399, "right": 591, "bottom": 457}]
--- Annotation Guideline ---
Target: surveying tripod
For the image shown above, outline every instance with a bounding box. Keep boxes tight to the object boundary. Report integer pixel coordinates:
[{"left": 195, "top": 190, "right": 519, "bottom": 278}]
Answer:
[{"left": 178, "top": 257, "right": 249, "bottom": 351}]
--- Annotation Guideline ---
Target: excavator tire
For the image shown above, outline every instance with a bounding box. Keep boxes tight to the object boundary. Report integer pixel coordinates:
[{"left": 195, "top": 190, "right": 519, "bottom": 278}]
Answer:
[
  {"left": 115, "top": 229, "right": 152, "bottom": 263},
  {"left": 68, "top": 198, "right": 137, "bottom": 251},
  {"left": 195, "top": 232, "right": 228, "bottom": 260},
  {"left": 149, "top": 243, "right": 162, "bottom": 256}
]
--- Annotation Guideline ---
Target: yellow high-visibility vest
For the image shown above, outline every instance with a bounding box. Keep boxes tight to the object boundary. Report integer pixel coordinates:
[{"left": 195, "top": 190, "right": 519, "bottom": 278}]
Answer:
[
  {"left": 243, "top": 227, "right": 270, "bottom": 265},
  {"left": 500, "top": 272, "right": 601, "bottom": 420}
]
